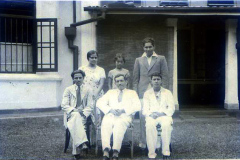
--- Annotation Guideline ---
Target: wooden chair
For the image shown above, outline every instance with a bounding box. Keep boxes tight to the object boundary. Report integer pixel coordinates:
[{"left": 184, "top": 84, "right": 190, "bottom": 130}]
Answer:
[{"left": 64, "top": 116, "right": 92, "bottom": 153}]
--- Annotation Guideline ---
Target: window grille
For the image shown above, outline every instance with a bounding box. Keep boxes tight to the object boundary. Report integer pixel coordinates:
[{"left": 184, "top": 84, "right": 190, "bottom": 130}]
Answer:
[
  {"left": 0, "top": 17, "right": 34, "bottom": 73},
  {"left": 35, "top": 18, "right": 58, "bottom": 72}
]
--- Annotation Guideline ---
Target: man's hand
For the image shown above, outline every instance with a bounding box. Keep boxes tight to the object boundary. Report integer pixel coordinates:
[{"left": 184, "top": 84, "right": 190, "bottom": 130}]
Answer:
[
  {"left": 149, "top": 112, "right": 158, "bottom": 119},
  {"left": 109, "top": 109, "right": 125, "bottom": 116},
  {"left": 73, "top": 108, "right": 79, "bottom": 112},
  {"left": 149, "top": 112, "right": 166, "bottom": 119},
  {"left": 109, "top": 109, "right": 118, "bottom": 115},
  {"left": 115, "top": 109, "right": 125, "bottom": 116},
  {"left": 156, "top": 112, "right": 166, "bottom": 117}
]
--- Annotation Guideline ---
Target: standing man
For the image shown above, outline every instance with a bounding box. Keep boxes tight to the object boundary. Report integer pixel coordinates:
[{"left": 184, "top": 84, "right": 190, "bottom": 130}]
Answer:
[
  {"left": 143, "top": 72, "right": 175, "bottom": 159},
  {"left": 61, "top": 70, "right": 94, "bottom": 160},
  {"left": 133, "top": 37, "right": 169, "bottom": 149},
  {"left": 97, "top": 74, "right": 141, "bottom": 160}
]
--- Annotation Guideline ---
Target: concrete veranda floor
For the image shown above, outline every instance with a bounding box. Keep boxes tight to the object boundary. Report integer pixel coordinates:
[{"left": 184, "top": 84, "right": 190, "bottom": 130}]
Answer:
[{"left": 0, "top": 109, "right": 240, "bottom": 160}]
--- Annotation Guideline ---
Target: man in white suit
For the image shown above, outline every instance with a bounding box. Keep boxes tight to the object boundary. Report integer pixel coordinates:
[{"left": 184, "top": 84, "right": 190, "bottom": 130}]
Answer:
[
  {"left": 97, "top": 74, "right": 141, "bottom": 160},
  {"left": 143, "top": 72, "right": 175, "bottom": 159},
  {"left": 61, "top": 70, "right": 94, "bottom": 160},
  {"left": 133, "top": 37, "right": 169, "bottom": 149}
]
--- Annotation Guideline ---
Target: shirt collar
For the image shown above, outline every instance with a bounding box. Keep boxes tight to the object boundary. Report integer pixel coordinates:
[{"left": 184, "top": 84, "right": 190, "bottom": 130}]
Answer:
[
  {"left": 74, "top": 84, "right": 82, "bottom": 90},
  {"left": 153, "top": 87, "right": 162, "bottom": 97},
  {"left": 141, "top": 51, "right": 158, "bottom": 58},
  {"left": 117, "top": 88, "right": 126, "bottom": 93}
]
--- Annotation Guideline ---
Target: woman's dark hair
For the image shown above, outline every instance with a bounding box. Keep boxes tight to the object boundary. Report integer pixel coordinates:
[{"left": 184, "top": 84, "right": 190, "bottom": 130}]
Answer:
[
  {"left": 142, "top": 37, "right": 155, "bottom": 47},
  {"left": 114, "top": 53, "right": 126, "bottom": 63},
  {"left": 71, "top": 69, "right": 86, "bottom": 79},
  {"left": 87, "top": 50, "right": 98, "bottom": 61}
]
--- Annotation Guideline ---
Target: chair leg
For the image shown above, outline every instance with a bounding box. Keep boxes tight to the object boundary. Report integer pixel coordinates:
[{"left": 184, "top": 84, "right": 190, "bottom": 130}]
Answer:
[
  {"left": 64, "top": 129, "right": 70, "bottom": 153},
  {"left": 86, "top": 121, "right": 91, "bottom": 149},
  {"left": 170, "top": 143, "right": 172, "bottom": 152},
  {"left": 131, "top": 129, "right": 133, "bottom": 158},
  {"left": 95, "top": 128, "right": 98, "bottom": 155}
]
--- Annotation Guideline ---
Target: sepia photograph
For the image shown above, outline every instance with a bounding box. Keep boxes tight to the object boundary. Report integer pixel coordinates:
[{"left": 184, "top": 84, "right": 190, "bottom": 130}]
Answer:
[{"left": 0, "top": 0, "right": 240, "bottom": 159}]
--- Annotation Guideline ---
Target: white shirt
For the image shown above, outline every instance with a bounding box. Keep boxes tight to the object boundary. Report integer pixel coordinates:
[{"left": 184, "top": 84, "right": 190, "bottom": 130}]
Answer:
[
  {"left": 96, "top": 88, "right": 141, "bottom": 116},
  {"left": 143, "top": 87, "right": 175, "bottom": 117},
  {"left": 142, "top": 52, "right": 158, "bottom": 65}
]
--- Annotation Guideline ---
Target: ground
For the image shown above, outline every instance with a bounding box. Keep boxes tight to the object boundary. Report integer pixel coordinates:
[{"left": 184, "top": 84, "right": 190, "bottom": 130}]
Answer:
[{"left": 0, "top": 110, "right": 240, "bottom": 160}]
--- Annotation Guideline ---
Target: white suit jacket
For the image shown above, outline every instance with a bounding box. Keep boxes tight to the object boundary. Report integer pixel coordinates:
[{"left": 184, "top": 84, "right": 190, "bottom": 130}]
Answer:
[
  {"left": 61, "top": 84, "right": 94, "bottom": 127},
  {"left": 143, "top": 87, "right": 175, "bottom": 117},
  {"left": 96, "top": 89, "right": 141, "bottom": 116}
]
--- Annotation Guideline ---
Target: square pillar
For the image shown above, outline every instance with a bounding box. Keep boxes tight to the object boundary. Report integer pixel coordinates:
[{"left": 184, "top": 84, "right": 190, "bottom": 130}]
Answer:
[
  {"left": 166, "top": 18, "right": 179, "bottom": 110},
  {"left": 225, "top": 19, "right": 239, "bottom": 109},
  {"left": 78, "top": 1, "right": 100, "bottom": 66}
]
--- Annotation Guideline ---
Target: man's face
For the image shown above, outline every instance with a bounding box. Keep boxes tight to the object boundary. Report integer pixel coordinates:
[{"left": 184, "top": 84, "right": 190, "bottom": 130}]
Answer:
[
  {"left": 73, "top": 73, "right": 84, "bottom": 86},
  {"left": 143, "top": 42, "right": 155, "bottom": 57},
  {"left": 116, "top": 58, "right": 124, "bottom": 69},
  {"left": 115, "top": 76, "right": 127, "bottom": 90},
  {"left": 151, "top": 76, "right": 162, "bottom": 90}
]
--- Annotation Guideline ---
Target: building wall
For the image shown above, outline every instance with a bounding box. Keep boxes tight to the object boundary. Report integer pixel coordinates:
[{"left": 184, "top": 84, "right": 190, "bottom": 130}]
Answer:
[{"left": 96, "top": 15, "right": 173, "bottom": 92}]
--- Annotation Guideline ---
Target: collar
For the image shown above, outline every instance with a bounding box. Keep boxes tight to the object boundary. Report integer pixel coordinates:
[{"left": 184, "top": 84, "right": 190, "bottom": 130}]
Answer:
[
  {"left": 141, "top": 51, "right": 158, "bottom": 58},
  {"left": 153, "top": 87, "right": 163, "bottom": 97},
  {"left": 117, "top": 88, "right": 126, "bottom": 93},
  {"left": 74, "top": 84, "right": 82, "bottom": 90}
]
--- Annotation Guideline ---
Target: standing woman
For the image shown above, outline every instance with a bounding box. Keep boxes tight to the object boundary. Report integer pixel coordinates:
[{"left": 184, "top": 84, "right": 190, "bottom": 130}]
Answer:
[{"left": 79, "top": 50, "right": 106, "bottom": 144}]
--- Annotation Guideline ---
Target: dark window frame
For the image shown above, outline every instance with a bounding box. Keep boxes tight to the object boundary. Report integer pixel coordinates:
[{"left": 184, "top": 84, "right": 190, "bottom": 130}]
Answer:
[
  {"left": 207, "top": 0, "right": 234, "bottom": 6},
  {"left": 34, "top": 18, "right": 58, "bottom": 72}
]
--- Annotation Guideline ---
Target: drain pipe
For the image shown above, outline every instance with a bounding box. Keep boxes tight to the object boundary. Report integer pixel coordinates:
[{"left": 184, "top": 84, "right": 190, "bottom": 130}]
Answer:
[
  {"left": 70, "top": 11, "right": 106, "bottom": 27},
  {"left": 65, "top": 1, "right": 106, "bottom": 71}
]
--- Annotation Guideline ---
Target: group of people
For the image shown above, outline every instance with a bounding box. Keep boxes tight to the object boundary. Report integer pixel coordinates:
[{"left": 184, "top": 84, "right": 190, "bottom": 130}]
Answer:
[{"left": 61, "top": 37, "right": 175, "bottom": 160}]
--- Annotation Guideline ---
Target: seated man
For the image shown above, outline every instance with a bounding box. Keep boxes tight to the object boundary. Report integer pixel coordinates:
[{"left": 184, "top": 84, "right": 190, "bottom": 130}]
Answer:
[
  {"left": 96, "top": 74, "right": 141, "bottom": 160},
  {"left": 143, "top": 72, "right": 175, "bottom": 159},
  {"left": 61, "top": 70, "right": 94, "bottom": 160}
]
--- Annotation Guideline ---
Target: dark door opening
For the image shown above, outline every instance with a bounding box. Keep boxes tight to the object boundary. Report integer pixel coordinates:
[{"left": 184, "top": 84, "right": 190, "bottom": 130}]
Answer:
[{"left": 177, "top": 18, "right": 225, "bottom": 109}]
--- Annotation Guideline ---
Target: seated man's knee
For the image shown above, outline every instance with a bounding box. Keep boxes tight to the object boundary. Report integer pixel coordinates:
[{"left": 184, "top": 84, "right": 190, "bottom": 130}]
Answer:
[
  {"left": 146, "top": 119, "right": 156, "bottom": 130},
  {"left": 160, "top": 117, "right": 172, "bottom": 129}
]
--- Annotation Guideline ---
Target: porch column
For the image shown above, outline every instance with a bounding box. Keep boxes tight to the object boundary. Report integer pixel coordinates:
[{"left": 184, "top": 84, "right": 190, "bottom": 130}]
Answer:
[
  {"left": 167, "top": 18, "right": 179, "bottom": 110},
  {"left": 78, "top": 1, "right": 100, "bottom": 66},
  {"left": 225, "top": 19, "right": 239, "bottom": 109}
]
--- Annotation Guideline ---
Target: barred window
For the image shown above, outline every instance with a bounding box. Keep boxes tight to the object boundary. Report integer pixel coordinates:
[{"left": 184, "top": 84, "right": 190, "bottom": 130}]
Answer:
[{"left": 0, "top": 17, "right": 34, "bottom": 73}]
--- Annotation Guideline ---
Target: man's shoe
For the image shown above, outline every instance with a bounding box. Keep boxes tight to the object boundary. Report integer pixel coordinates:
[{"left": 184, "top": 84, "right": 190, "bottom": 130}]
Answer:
[
  {"left": 112, "top": 156, "right": 119, "bottom": 160},
  {"left": 163, "top": 155, "right": 170, "bottom": 160},
  {"left": 103, "top": 148, "right": 110, "bottom": 160},
  {"left": 81, "top": 143, "right": 88, "bottom": 150},
  {"left": 103, "top": 155, "right": 110, "bottom": 160},
  {"left": 74, "top": 154, "right": 81, "bottom": 160},
  {"left": 112, "top": 150, "right": 119, "bottom": 160}
]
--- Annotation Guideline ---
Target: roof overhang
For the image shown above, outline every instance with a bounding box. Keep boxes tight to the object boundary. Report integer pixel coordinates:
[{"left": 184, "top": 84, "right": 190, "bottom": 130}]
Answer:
[{"left": 84, "top": 6, "right": 240, "bottom": 16}]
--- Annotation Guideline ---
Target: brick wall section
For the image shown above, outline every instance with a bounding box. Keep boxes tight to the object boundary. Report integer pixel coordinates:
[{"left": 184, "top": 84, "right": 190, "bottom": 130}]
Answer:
[{"left": 97, "top": 15, "right": 173, "bottom": 92}]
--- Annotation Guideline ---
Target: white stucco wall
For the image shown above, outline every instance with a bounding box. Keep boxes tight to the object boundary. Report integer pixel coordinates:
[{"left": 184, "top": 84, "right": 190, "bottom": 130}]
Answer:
[
  {"left": 0, "top": 74, "right": 61, "bottom": 109},
  {"left": 78, "top": 1, "right": 100, "bottom": 66}
]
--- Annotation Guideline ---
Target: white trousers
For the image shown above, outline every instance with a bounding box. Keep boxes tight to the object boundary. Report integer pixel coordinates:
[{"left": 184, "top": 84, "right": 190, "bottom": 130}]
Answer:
[
  {"left": 101, "top": 113, "right": 131, "bottom": 152},
  {"left": 67, "top": 112, "right": 88, "bottom": 155},
  {"left": 146, "top": 116, "right": 173, "bottom": 158}
]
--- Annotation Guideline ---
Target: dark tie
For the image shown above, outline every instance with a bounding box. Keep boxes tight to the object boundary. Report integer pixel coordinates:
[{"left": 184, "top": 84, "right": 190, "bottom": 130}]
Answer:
[
  {"left": 77, "top": 86, "right": 82, "bottom": 108},
  {"left": 118, "top": 90, "right": 123, "bottom": 102}
]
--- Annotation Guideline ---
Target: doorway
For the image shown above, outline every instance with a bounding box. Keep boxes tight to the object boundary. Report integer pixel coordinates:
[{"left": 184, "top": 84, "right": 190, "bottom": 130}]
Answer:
[{"left": 177, "top": 17, "right": 225, "bottom": 109}]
